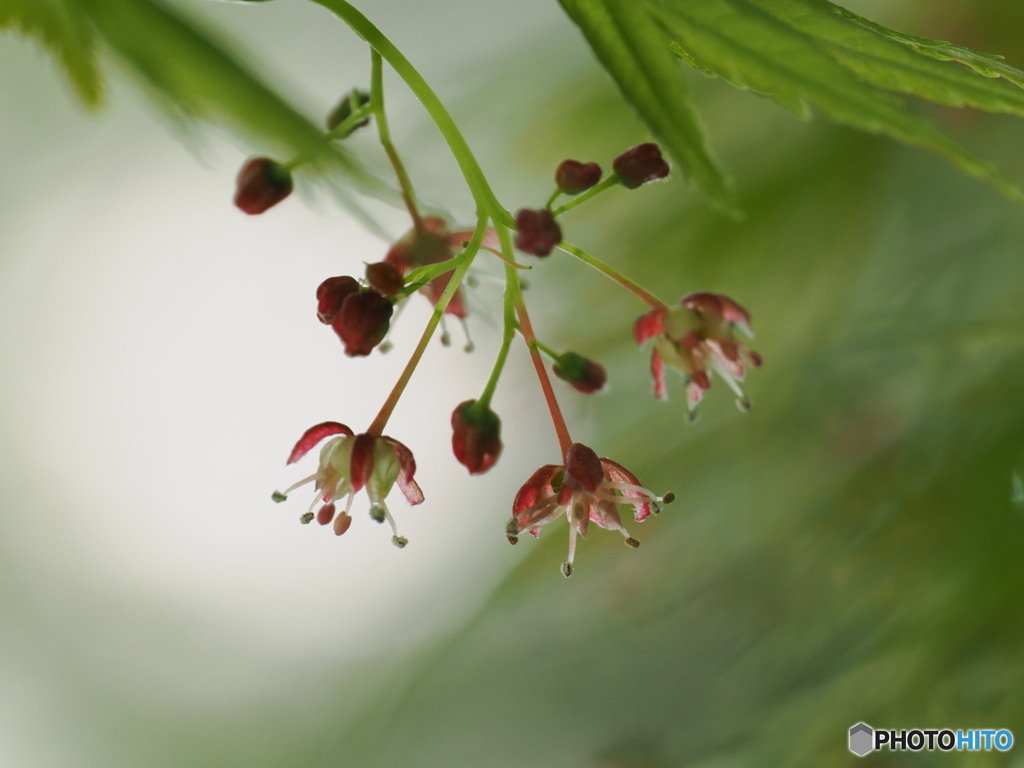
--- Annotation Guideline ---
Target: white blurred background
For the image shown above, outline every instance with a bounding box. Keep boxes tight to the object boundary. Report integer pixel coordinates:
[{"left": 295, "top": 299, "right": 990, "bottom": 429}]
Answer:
[{"left": 0, "top": 1, "right": 570, "bottom": 764}]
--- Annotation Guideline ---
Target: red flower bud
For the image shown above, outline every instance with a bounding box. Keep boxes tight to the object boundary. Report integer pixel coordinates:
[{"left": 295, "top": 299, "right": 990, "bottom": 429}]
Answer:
[
  {"left": 331, "top": 288, "right": 393, "bottom": 357},
  {"left": 514, "top": 208, "right": 562, "bottom": 257},
  {"left": 326, "top": 90, "right": 371, "bottom": 135},
  {"left": 365, "top": 261, "right": 404, "bottom": 297},
  {"left": 613, "top": 143, "right": 670, "bottom": 189},
  {"left": 555, "top": 160, "right": 602, "bottom": 195},
  {"left": 552, "top": 352, "right": 607, "bottom": 394},
  {"left": 234, "top": 157, "right": 294, "bottom": 215},
  {"left": 451, "top": 400, "right": 503, "bottom": 475},
  {"left": 316, "top": 275, "right": 360, "bottom": 324}
]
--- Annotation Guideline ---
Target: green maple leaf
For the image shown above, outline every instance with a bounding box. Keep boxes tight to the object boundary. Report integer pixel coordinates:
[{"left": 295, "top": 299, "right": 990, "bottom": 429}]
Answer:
[
  {"left": 1, "top": 0, "right": 396, "bottom": 211},
  {"left": 558, "top": 0, "right": 1024, "bottom": 206},
  {"left": 1, "top": 0, "right": 103, "bottom": 107},
  {"left": 0, "top": 0, "right": 345, "bottom": 166}
]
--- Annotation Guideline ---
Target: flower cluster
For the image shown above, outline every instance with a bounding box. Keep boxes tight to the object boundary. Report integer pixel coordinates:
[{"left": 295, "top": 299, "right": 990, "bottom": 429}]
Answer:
[{"left": 237, "top": 70, "right": 760, "bottom": 573}]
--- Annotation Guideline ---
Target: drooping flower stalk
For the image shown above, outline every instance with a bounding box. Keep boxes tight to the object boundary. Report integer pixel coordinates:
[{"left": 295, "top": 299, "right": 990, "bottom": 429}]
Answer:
[
  {"left": 477, "top": 261, "right": 518, "bottom": 410},
  {"left": 557, "top": 240, "right": 668, "bottom": 311},
  {"left": 365, "top": 216, "right": 489, "bottom": 437},
  {"left": 506, "top": 259, "right": 573, "bottom": 454},
  {"left": 308, "top": 0, "right": 503, "bottom": 219},
  {"left": 550, "top": 175, "right": 618, "bottom": 216}
]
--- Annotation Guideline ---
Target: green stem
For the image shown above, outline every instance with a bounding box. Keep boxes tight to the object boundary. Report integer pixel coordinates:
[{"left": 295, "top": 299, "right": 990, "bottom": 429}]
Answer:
[
  {"left": 511, "top": 321, "right": 558, "bottom": 359},
  {"left": 400, "top": 258, "right": 460, "bottom": 295},
  {"left": 545, "top": 187, "right": 561, "bottom": 210},
  {"left": 477, "top": 261, "right": 517, "bottom": 409},
  {"left": 325, "top": 106, "right": 371, "bottom": 141},
  {"left": 284, "top": 90, "right": 370, "bottom": 170},
  {"left": 307, "top": 0, "right": 502, "bottom": 219},
  {"left": 530, "top": 337, "right": 560, "bottom": 360},
  {"left": 366, "top": 217, "right": 488, "bottom": 436},
  {"left": 370, "top": 50, "right": 423, "bottom": 231},
  {"left": 558, "top": 240, "right": 668, "bottom": 310},
  {"left": 550, "top": 176, "right": 618, "bottom": 217}
]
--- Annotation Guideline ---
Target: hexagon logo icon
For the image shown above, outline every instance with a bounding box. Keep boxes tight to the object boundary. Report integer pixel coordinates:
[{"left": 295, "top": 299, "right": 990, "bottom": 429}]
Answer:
[{"left": 849, "top": 722, "right": 874, "bottom": 757}]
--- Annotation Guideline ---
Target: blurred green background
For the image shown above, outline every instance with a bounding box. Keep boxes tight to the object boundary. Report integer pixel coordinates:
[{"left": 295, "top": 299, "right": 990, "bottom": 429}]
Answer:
[{"left": 2, "top": 1, "right": 1023, "bottom": 766}]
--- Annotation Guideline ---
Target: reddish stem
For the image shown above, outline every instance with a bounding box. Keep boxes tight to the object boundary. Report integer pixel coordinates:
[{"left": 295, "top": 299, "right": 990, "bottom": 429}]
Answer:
[{"left": 514, "top": 286, "right": 572, "bottom": 457}]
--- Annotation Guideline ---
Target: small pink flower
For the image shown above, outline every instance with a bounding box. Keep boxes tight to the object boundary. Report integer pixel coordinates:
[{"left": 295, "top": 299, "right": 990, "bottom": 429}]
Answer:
[
  {"left": 507, "top": 443, "right": 673, "bottom": 577},
  {"left": 385, "top": 217, "right": 490, "bottom": 318},
  {"left": 273, "top": 421, "right": 424, "bottom": 547},
  {"left": 634, "top": 292, "right": 762, "bottom": 418}
]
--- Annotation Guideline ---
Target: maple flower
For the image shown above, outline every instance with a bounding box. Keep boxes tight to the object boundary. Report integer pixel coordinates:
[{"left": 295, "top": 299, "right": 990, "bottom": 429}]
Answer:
[
  {"left": 613, "top": 143, "right": 670, "bottom": 189},
  {"left": 326, "top": 89, "right": 371, "bottom": 135},
  {"left": 272, "top": 421, "right": 424, "bottom": 547},
  {"left": 234, "top": 157, "right": 293, "bottom": 214},
  {"left": 364, "top": 261, "right": 405, "bottom": 297},
  {"left": 507, "top": 443, "right": 673, "bottom": 577},
  {"left": 451, "top": 399, "right": 503, "bottom": 475},
  {"left": 315, "top": 277, "right": 394, "bottom": 357},
  {"left": 555, "top": 159, "right": 602, "bottom": 195},
  {"left": 552, "top": 351, "right": 607, "bottom": 394},
  {"left": 385, "top": 216, "right": 486, "bottom": 318},
  {"left": 634, "top": 292, "right": 762, "bottom": 419},
  {"left": 514, "top": 208, "right": 562, "bottom": 257}
]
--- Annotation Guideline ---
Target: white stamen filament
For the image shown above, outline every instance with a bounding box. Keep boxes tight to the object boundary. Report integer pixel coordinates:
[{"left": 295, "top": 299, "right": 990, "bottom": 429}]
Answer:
[
  {"left": 305, "top": 494, "right": 322, "bottom": 517},
  {"left": 510, "top": 498, "right": 561, "bottom": 533},
  {"left": 602, "top": 480, "right": 662, "bottom": 498},
  {"left": 458, "top": 317, "right": 474, "bottom": 353},
  {"left": 710, "top": 359, "right": 747, "bottom": 399},
  {"left": 589, "top": 490, "right": 655, "bottom": 507},
  {"left": 379, "top": 501, "right": 400, "bottom": 537},
  {"left": 282, "top": 473, "right": 318, "bottom": 495}
]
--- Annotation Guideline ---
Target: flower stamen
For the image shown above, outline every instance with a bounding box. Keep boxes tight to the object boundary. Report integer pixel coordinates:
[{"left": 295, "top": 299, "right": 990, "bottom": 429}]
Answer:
[{"left": 278, "top": 472, "right": 318, "bottom": 498}]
